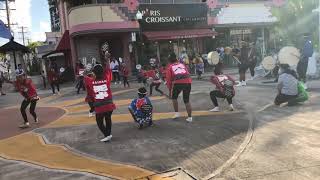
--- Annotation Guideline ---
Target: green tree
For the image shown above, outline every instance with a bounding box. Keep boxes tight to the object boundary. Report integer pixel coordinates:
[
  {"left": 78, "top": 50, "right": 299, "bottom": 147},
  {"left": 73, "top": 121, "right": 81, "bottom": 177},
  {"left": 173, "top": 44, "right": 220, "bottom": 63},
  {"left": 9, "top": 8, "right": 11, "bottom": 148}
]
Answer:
[
  {"left": 27, "top": 41, "right": 44, "bottom": 54},
  {"left": 272, "top": 0, "right": 319, "bottom": 50}
]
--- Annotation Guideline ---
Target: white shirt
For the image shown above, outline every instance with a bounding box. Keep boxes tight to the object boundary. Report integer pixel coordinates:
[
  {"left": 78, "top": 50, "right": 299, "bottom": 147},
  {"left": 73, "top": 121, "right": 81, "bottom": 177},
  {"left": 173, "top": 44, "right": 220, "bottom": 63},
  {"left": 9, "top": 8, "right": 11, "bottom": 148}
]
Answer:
[{"left": 110, "top": 61, "right": 119, "bottom": 72}]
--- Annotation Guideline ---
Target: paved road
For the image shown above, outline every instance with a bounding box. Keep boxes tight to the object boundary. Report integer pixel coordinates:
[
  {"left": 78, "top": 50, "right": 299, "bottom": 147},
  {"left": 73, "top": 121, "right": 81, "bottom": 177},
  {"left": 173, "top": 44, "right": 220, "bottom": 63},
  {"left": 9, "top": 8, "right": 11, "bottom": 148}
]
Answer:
[{"left": 0, "top": 79, "right": 319, "bottom": 180}]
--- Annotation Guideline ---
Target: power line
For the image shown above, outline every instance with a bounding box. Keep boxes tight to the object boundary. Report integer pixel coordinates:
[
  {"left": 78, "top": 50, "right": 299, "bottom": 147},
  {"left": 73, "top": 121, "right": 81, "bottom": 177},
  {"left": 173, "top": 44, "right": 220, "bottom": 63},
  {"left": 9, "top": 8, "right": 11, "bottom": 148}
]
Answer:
[
  {"left": 18, "top": 26, "right": 28, "bottom": 45},
  {"left": 0, "top": 0, "right": 17, "bottom": 36}
]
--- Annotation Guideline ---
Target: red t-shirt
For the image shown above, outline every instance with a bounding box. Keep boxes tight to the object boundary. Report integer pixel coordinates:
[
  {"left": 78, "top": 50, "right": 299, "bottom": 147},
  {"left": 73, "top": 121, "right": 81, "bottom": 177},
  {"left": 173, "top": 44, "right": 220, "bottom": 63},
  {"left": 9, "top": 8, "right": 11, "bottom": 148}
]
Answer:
[
  {"left": 159, "top": 67, "right": 166, "bottom": 78},
  {"left": 47, "top": 69, "right": 58, "bottom": 83},
  {"left": 210, "top": 74, "right": 236, "bottom": 95},
  {"left": 121, "top": 67, "right": 129, "bottom": 77},
  {"left": 15, "top": 79, "right": 38, "bottom": 100},
  {"left": 85, "top": 67, "right": 115, "bottom": 113},
  {"left": 166, "top": 62, "right": 192, "bottom": 90}
]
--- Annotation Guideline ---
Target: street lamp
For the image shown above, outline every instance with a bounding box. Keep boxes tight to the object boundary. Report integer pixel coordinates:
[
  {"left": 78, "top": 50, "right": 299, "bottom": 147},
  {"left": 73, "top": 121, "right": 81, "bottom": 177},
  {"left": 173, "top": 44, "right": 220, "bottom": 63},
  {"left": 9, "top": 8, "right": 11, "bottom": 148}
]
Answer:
[{"left": 136, "top": 11, "right": 144, "bottom": 65}]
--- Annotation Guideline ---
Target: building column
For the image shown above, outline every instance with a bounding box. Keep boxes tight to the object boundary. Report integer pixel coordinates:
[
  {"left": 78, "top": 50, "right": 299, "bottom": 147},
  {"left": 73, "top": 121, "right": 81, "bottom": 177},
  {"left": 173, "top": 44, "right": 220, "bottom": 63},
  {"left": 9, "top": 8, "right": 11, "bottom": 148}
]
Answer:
[
  {"left": 262, "top": 27, "right": 266, "bottom": 58},
  {"left": 122, "top": 33, "right": 132, "bottom": 73},
  {"left": 70, "top": 36, "right": 77, "bottom": 74}
]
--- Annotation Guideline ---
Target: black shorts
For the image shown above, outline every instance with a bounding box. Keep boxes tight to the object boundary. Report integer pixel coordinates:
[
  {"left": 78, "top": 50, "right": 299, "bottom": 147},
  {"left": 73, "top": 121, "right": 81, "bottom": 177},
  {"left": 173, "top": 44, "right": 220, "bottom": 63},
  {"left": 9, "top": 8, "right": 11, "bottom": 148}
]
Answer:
[
  {"left": 171, "top": 83, "right": 191, "bottom": 103},
  {"left": 238, "top": 63, "right": 248, "bottom": 73}
]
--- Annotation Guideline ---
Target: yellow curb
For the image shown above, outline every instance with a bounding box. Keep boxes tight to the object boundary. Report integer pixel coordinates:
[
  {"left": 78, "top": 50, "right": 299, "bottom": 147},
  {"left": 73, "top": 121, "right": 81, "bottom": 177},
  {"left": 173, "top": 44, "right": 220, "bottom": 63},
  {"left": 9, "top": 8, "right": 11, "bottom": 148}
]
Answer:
[
  {"left": 46, "top": 89, "right": 137, "bottom": 108},
  {"left": 66, "top": 96, "right": 166, "bottom": 114},
  {"left": 0, "top": 133, "right": 156, "bottom": 180},
  {"left": 47, "top": 111, "right": 243, "bottom": 128}
]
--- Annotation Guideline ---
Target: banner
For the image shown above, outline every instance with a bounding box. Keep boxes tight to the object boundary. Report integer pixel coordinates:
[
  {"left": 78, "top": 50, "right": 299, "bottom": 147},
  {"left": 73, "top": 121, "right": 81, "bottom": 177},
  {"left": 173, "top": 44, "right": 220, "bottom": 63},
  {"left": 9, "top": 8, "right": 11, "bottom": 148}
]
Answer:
[{"left": 139, "top": 4, "right": 208, "bottom": 31}]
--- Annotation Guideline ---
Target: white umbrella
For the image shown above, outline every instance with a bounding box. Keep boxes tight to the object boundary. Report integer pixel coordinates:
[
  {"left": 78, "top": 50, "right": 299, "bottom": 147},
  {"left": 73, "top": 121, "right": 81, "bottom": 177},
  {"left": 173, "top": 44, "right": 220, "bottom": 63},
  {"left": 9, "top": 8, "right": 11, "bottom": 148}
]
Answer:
[
  {"left": 262, "top": 56, "right": 276, "bottom": 70},
  {"left": 207, "top": 51, "right": 220, "bottom": 65},
  {"left": 278, "top": 46, "right": 300, "bottom": 66}
]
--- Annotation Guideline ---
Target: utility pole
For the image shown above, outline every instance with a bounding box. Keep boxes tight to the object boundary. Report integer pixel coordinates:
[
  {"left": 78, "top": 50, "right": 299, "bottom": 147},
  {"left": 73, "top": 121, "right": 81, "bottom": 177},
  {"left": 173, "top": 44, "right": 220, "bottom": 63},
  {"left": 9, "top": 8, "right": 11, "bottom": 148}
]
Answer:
[
  {"left": 0, "top": 0, "right": 17, "bottom": 36},
  {"left": 18, "top": 26, "right": 28, "bottom": 45}
]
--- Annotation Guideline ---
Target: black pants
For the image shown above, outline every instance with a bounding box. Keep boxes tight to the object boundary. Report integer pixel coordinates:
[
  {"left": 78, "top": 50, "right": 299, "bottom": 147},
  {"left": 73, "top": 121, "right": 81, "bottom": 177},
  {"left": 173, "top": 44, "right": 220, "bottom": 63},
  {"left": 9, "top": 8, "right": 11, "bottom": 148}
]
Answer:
[
  {"left": 123, "top": 77, "right": 130, "bottom": 87},
  {"left": 88, "top": 102, "right": 95, "bottom": 113},
  {"left": 20, "top": 99, "right": 37, "bottom": 123},
  {"left": 77, "top": 77, "right": 85, "bottom": 94},
  {"left": 249, "top": 61, "right": 257, "bottom": 77},
  {"left": 171, "top": 83, "right": 191, "bottom": 103},
  {"left": 150, "top": 82, "right": 163, "bottom": 95},
  {"left": 297, "top": 59, "right": 308, "bottom": 82},
  {"left": 274, "top": 94, "right": 298, "bottom": 106},
  {"left": 112, "top": 72, "right": 120, "bottom": 82},
  {"left": 42, "top": 77, "right": 46, "bottom": 89},
  {"left": 210, "top": 90, "right": 233, "bottom": 107},
  {"left": 96, "top": 111, "right": 113, "bottom": 137},
  {"left": 51, "top": 81, "right": 60, "bottom": 94}
]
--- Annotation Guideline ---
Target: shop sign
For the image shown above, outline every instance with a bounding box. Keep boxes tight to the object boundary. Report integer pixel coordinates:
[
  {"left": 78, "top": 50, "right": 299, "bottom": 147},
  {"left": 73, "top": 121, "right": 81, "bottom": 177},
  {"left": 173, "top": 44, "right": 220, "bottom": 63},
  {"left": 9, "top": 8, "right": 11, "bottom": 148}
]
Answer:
[
  {"left": 230, "top": 29, "right": 252, "bottom": 35},
  {"left": 131, "top": 32, "right": 136, "bottom": 42},
  {"left": 139, "top": 4, "right": 208, "bottom": 30}
]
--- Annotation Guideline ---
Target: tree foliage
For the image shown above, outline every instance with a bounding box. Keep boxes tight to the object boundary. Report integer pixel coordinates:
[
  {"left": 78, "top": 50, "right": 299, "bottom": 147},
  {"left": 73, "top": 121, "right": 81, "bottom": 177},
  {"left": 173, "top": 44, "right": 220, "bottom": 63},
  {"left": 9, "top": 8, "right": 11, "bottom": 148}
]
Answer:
[
  {"left": 27, "top": 41, "right": 44, "bottom": 54},
  {"left": 271, "top": 0, "right": 319, "bottom": 49}
]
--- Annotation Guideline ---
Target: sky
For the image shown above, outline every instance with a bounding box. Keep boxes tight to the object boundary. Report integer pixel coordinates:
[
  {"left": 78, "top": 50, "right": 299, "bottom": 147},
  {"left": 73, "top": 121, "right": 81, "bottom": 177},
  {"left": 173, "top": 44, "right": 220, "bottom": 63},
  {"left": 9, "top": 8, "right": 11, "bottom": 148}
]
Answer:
[{"left": 0, "top": 0, "right": 51, "bottom": 45}]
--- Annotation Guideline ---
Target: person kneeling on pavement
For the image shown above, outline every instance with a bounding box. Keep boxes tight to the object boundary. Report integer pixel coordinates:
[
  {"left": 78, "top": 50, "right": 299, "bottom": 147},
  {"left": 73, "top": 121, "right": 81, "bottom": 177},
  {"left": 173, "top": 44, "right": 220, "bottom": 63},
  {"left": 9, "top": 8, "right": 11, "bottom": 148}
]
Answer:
[
  {"left": 274, "top": 64, "right": 299, "bottom": 106},
  {"left": 209, "top": 67, "right": 236, "bottom": 112},
  {"left": 128, "top": 87, "right": 153, "bottom": 129}
]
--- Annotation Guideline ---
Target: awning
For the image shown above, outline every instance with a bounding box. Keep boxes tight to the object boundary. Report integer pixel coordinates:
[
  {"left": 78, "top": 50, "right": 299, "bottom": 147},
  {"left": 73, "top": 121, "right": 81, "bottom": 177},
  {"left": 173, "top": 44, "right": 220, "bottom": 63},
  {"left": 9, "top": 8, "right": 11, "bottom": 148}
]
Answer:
[
  {"left": 144, "top": 29, "right": 217, "bottom": 41},
  {"left": 55, "top": 30, "right": 70, "bottom": 51},
  {"left": 0, "top": 39, "right": 30, "bottom": 53},
  {"left": 43, "top": 30, "right": 70, "bottom": 58}
]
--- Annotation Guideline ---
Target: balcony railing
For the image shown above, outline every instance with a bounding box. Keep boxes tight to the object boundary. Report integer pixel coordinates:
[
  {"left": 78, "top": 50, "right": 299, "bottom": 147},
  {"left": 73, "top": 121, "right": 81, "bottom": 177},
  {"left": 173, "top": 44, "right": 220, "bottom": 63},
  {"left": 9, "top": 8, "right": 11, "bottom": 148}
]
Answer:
[{"left": 68, "top": 4, "right": 125, "bottom": 28}]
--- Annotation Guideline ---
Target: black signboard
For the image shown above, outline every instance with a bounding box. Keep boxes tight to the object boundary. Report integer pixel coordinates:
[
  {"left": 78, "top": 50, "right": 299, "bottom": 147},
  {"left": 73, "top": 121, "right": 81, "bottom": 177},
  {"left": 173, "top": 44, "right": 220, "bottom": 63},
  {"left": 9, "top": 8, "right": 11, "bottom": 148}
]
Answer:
[{"left": 139, "top": 4, "right": 208, "bottom": 31}]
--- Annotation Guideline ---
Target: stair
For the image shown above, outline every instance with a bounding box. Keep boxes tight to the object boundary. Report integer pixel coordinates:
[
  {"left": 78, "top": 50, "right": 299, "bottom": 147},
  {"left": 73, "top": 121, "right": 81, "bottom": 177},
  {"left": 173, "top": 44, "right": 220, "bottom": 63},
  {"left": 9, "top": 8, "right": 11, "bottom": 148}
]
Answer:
[{"left": 110, "top": 4, "right": 137, "bottom": 21}]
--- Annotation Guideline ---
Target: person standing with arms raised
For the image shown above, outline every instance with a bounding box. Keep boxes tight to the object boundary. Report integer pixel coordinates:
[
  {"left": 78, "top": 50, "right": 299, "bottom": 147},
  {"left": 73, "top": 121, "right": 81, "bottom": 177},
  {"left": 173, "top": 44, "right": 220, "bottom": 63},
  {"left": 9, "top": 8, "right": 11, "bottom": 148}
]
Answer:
[
  {"left": 85, "top": 52, "right": 116, "bottom": 142},
  {"left": 166, "top": 53, "right": 193, "bottom": 122}
]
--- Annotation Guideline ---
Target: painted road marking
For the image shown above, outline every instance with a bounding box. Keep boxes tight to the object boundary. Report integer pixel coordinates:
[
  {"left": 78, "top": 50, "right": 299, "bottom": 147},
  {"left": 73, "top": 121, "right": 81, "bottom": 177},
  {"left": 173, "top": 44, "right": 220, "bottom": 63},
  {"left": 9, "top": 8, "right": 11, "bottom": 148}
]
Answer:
[
  {"left": 66, "top": 96, "right": 166, "bottom": 114},
  {"left": 0, "top": 133, "right": 155, "bottom": 180},
  {"left": 47, "top": 111, "right": 243, "bottom": 128}
]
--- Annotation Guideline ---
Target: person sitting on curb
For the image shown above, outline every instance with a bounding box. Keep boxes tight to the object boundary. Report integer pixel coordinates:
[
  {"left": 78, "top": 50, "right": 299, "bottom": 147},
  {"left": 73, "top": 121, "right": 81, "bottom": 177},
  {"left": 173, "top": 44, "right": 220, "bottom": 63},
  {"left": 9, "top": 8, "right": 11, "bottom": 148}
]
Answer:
[
  {"left": 128, "top": 87, "right": 153, "bottom": 129},
  {"left": 209, "top": 67, "right": 236, "bottom": 112},
  {"left": 274, "top": 64, "right": 299, "bottom": 106}
]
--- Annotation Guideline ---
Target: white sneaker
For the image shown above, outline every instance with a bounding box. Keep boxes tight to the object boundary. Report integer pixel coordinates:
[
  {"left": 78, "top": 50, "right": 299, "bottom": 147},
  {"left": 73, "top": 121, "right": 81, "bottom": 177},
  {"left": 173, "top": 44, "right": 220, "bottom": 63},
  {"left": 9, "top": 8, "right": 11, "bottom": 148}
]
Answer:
[
  {"left": 242, "top": 81, "right": 247, "bottom": 86},
  {"left": 119, "top": 82, "right": 122, "bottom": 85},
  {"left": 186, "top": 117, "right": 193, "bottom": 123},
  {"left": 210, "top": 107, "right": 220, "bottom": 112},
  {"left": 172, "top": 112, "right": 180, "bottom": 119},
  {"left": 100, "top": 135, "right": 112, "bottom": 142},
  {"left": 236, "top": 82, "right": 243, "bottom": 87},
  {"left": 89, "top": 112, "right": 94, "bottom": 118},
  {"left": 19, "top": 122, "right": 30, "bottom": 128},
  {"left": 114, "top": 82, "right": 117, "bottom": 85},
  {"left": 229, "top": 104, "right": 234, "bottom": 111},
  {"left": 35, "top": 118, "right": 39, "bottom": 124},
  {"left": 248, "top": 77, "right": 254, "bottom": 81}
]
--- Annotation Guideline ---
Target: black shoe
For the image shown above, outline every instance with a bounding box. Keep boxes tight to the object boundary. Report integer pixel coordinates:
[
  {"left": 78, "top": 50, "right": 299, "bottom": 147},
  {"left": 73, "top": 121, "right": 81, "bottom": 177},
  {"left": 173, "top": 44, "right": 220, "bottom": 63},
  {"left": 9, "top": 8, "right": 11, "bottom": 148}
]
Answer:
[
  {"left": 148, "top": 121, "right": 153, "bottom": 127},
  {"left": 137, "top": 123, "right": 143, "bottom": 129}
]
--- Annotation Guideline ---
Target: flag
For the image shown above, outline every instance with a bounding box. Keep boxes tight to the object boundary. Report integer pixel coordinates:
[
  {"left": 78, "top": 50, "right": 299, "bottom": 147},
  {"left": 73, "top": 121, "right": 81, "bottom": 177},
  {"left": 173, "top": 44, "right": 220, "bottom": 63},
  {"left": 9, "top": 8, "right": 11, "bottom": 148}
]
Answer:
[{"left": 0, "top": 20, "right": 12, "bottom": 39}]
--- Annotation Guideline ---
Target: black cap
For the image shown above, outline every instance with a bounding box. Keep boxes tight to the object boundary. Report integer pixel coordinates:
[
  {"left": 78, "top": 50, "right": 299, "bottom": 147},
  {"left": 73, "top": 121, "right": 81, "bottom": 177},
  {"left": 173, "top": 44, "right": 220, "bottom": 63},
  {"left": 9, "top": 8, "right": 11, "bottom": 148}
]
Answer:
[
  {"left": 138, "top": 87, "right": 147, "bottom": 95},
  {"left": 93, "top": 64, "right": 104, "bottom": 78}
]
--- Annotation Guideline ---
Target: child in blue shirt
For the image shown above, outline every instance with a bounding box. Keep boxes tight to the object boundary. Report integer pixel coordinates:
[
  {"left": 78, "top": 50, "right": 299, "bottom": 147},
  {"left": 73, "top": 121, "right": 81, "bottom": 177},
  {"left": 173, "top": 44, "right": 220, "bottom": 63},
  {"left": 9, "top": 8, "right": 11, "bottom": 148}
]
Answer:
[{"left": 128, "top": 87, "right": 153, "bottom": 129}]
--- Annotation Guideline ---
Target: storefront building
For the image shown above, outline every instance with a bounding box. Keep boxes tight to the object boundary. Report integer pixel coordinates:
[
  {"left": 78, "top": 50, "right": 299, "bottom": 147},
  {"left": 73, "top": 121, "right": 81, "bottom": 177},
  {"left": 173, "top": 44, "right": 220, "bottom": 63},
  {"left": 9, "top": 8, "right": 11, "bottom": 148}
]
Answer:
[
  {"left": 54, "top": 0, "right": 222, "bottom": 73},
  {"left": 54, "top": 0, "right": 276, "bottom": 73}
]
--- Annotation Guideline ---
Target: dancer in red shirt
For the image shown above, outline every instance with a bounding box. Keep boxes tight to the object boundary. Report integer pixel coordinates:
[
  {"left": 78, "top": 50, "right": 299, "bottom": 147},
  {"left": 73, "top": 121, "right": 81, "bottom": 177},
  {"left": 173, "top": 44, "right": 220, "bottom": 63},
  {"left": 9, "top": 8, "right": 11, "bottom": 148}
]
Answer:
[
  {"left": 147, "top": 67, "right": 164, "bottom": 96},
  {"left": 7, "top": 71, "right": 40, "bottom": 128},
  {"left": 121, "top": 63, "right": 130, "bottom": 88},
  {"left": 166, "top": 53, "right": 193, "bottom": 122},
  {"left": 85, "top": 59, "right": 115, "bottom": 142}
]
